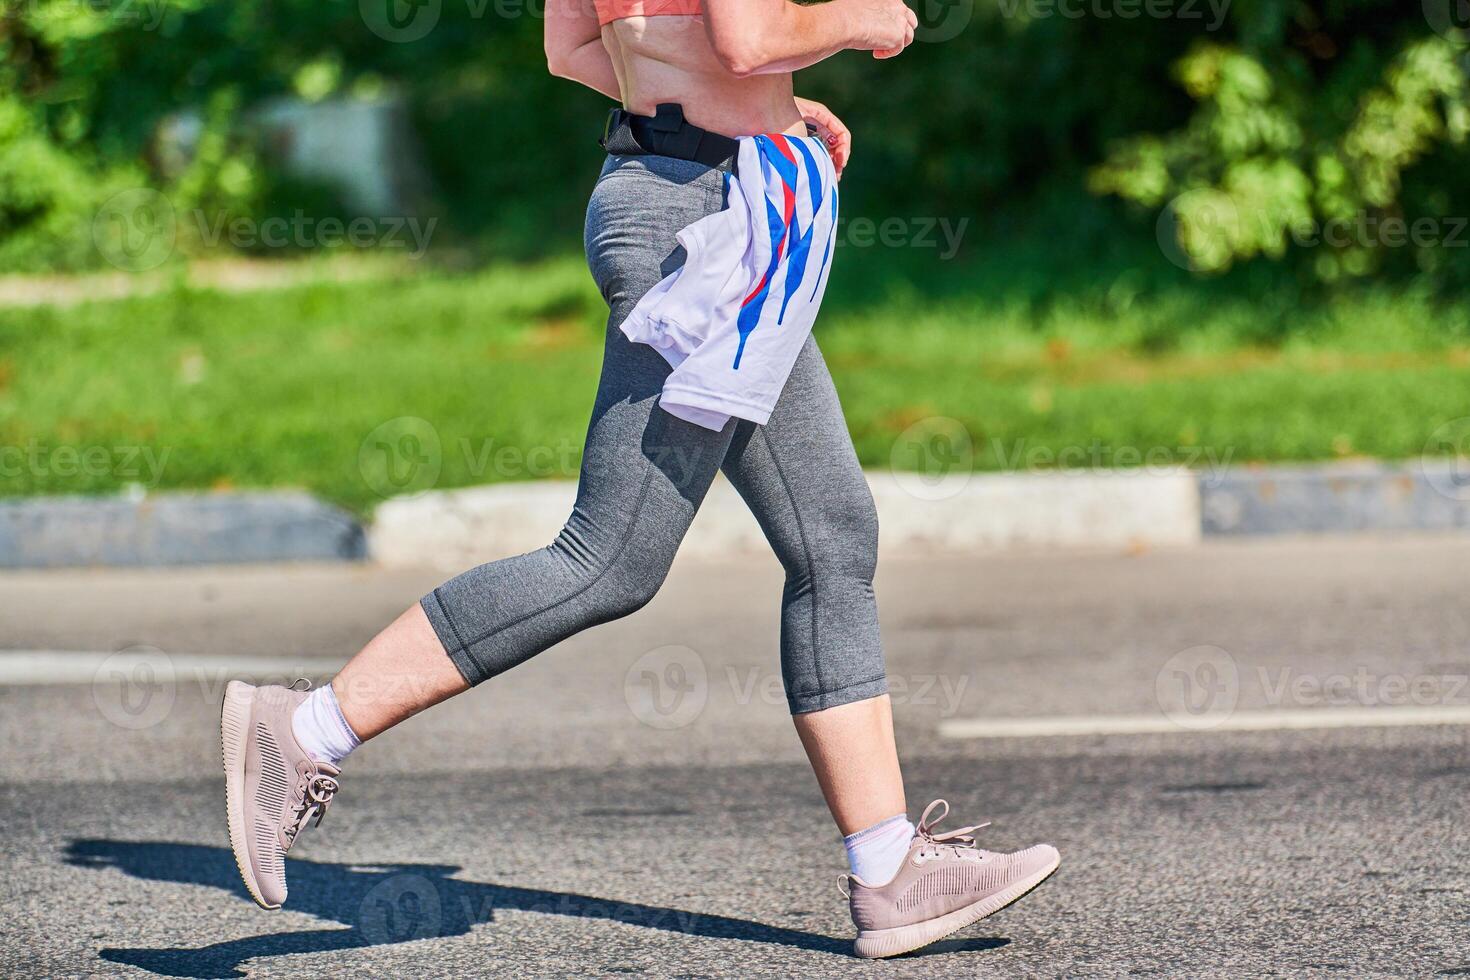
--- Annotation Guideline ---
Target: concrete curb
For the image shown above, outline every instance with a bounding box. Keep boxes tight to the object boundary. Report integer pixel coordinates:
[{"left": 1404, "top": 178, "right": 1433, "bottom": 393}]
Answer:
[
  {"left": 370, "top": 469, "right": 1203, "bottom": 570},
  {"left": 371, "top": 461, "right": 1469, "bottom": 569},
  {"left": 0, "top": 492, "right": 365, "bottom": 568},
  {"left": 1201, "top": 461, "right": 1470, "bottom": 535},
  {"left": 1, "top": 461, "right": 1464, "bottom": 568}
]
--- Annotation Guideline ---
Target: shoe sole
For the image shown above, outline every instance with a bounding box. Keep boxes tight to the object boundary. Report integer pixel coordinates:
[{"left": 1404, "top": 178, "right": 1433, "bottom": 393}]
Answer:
[
  {"left": 221, "top": 680, "right": 278, "bottom": 911},
  {"left": 852, "top": 851, "right": 1061, "bottom": 959}
]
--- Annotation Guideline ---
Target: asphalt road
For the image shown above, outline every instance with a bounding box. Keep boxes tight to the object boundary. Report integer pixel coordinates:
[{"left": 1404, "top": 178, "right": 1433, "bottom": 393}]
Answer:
[{"left": 2, "top": 534, "right": 1468, "bottom": 978}]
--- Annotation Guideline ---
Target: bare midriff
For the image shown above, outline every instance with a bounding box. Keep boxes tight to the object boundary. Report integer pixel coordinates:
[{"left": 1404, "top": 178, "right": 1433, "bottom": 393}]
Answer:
[{"left": 600, "top": 15, "right": 806, "bottom": 139}]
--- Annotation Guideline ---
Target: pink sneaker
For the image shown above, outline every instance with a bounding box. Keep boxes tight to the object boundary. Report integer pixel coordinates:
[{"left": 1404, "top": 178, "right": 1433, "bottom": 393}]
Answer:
[
  {"left": 220, "top": 679, "right": 341, "bottom": 909},
  {"left": 844, "top": 800, "right": 1060, "bottom": 958}
]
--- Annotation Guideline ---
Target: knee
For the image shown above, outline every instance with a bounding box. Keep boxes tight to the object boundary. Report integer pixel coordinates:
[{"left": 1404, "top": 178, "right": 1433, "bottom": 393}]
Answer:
[
  {"left": 788, "top": 489, "right": 880, "bottom": 586},
  {"left": 597, "top": 564, "right": 667, "bottom": 620},
  {"left": 548, "top": 490, "right": 690, "bottom": 623},
  {"left": 567, "top": 542, "right": 676, "bottom": 623},
  {"left": 844, "top": 489, "right": 881, "bottom": 574}
]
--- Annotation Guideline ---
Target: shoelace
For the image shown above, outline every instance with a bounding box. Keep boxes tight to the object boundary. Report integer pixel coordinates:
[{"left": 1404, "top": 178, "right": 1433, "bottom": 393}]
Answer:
[
  {"left": 837, "top": 799, "right": 992, "bottom": 897},
  {"left": 284, "top": 771, "right": 339, "bottom": 843},
  {"left": 913, "top": 799, "right": 990, "bottom": 859}
]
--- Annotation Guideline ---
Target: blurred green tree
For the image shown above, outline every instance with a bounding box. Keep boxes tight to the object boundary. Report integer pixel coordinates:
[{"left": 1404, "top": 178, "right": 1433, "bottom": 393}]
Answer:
[
  {"left": 1090, "top": 3, "right": 1470, "bottom": 280},
  {"left": 2, "top": 0, "right": 1467, "bottom": 287}
]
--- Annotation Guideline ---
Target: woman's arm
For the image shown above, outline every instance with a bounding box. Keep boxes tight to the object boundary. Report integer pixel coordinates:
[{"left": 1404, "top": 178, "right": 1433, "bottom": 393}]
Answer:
[
  {"left": 703, "top": 0, "right": 917, "bottom": 77},
  {"left": 545, "top": 0, "right": 621, "bottom": 100}
]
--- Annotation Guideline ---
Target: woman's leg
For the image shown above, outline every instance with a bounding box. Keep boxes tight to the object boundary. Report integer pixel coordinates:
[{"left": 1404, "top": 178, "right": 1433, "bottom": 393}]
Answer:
[
  {"left": 332, "top": 378, "right": 736, "bottom": 740},
  {"left": 329, "top": 156, "right": 734, "bottom": 740},
  {"left": 793, "top": 695, "right": 906, "bottom": 835},
  {"left": 719, "top": 335, "right": 906, "bottom": 835},
  {"left": 723, "top": 338, "right": 1061, "bottom": 954},
  {"left": 221, "top": 155, "right": 739, "bottom": 910},
  {"left": 330, "top": 604, "right": 463, "bottom": 740}
]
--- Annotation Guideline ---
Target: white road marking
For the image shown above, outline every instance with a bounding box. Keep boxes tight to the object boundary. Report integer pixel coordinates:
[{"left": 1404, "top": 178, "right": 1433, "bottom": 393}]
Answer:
[
  {"left": 938, "top": 705, "right": 1470, "bottom": 739},
  {"left": 0, "top": 650, "right": 343, "bottom": 685}
]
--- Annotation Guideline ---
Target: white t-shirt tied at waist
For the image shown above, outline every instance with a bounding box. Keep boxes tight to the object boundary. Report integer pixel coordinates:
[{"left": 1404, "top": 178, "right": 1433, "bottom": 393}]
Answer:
[{"left": 617, "top": 132, "right": 840, "bottom": 430}]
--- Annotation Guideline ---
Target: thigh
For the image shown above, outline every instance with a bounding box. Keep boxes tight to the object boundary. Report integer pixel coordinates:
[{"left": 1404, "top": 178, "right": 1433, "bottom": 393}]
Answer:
[
  {"left": 575, "top": 155, "right": 739, "bottom": 554},
  {"left": 720, "top": 335, "right": 876, "bottom": 565},
  {"left": 563, "top": 312, "right": 734, "bottom": 568}
]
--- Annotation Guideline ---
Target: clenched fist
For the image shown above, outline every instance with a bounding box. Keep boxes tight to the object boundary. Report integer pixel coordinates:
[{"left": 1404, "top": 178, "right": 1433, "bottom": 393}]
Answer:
[{"left": 848, "top": 0, "right": 918, "bottom": 58}]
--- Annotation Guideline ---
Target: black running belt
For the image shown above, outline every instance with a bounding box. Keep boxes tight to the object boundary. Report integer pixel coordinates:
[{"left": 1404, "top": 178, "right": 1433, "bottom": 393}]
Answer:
[{"left": 599, "top": 102, "right": 740, "bottom": 172}]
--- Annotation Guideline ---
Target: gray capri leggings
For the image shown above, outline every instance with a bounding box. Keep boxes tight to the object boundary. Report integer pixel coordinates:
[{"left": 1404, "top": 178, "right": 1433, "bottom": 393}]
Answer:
[{"left": 421, "top": 152, "right": 887, "bottom": 714}]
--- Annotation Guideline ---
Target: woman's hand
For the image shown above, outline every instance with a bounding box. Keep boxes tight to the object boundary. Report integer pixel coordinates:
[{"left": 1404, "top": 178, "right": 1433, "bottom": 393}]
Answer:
[
  {"left": 795, "top": 97, "right": 852, "bottom": 179},
  {"left": 848, "top": 0, "right": 917, "bottom": 59},
  {"left": 704, "top": 0, "right": 914, "bottom": 77}
]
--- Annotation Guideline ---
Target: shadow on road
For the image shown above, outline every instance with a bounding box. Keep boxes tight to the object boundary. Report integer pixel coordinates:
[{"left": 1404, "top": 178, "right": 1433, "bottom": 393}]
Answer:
[{"left": 65, "top": 840, "right": 1009, "bottom": 977}]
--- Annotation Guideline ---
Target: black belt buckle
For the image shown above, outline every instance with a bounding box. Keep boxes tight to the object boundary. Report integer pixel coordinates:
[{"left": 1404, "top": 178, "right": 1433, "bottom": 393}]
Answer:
[{"left": 598, "top": 108, "right": 619, "bottom": 150}]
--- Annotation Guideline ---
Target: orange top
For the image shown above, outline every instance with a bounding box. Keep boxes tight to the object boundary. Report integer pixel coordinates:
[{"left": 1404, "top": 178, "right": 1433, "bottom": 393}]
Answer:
[{"left": 595, "top": 0, "right": 701, "bottom": 26}]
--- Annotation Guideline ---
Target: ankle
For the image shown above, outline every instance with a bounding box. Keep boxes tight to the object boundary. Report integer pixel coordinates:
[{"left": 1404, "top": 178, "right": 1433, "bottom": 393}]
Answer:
[
  {"left": 291, "top": 682, "right": 361, "bottom": 766},
  {"left": 844, "top": 813, "right": 915, "bottom": 885}
]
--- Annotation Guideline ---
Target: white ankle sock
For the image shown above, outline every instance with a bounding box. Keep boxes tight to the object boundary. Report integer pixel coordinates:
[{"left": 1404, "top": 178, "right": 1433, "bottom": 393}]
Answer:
[
  {"left": 291, "top": 683, "right": 360, "bottom": 765},
  {"left": 844, "top": 814, "right": 915, "bottom": 885}
]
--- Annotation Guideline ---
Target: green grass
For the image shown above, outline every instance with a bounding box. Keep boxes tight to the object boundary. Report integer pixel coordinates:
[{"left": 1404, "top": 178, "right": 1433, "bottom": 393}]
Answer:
[{"left": 2, "top": 254, "right": 1468, "bottom": 515}]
